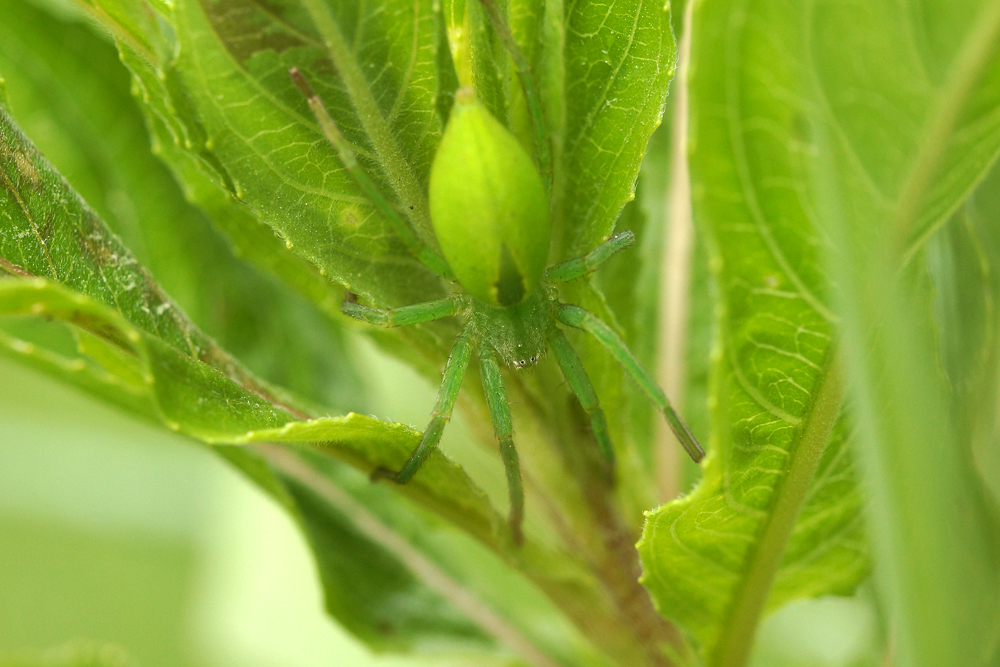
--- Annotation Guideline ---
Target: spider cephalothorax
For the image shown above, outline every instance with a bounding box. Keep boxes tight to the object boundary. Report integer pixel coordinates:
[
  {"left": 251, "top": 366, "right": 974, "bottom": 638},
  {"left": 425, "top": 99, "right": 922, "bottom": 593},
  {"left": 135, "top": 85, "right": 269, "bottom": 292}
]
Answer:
[
  {"left": 290, "top": 69, "right": 703, "bottom": 545},
  {"left": 471, "top": 285, "right": 554, "bottom": 369}
]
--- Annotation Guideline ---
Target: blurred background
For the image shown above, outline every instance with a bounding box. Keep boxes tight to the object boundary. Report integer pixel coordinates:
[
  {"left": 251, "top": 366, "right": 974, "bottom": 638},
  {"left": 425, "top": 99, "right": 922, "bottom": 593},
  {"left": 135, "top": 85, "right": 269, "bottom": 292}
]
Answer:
[
  {"left": 0, "top": 348, "right": 882, "bottom": 667},
  {"left": 0, "top": 341, "right": 437, "bottom": 667}
]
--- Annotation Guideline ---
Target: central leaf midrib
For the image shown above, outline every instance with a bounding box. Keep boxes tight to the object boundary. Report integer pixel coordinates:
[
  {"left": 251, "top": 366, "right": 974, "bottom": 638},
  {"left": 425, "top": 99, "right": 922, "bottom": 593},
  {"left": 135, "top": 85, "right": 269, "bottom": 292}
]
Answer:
[{"left": 710, "top": 353, "right": 844, "bottom": 667}]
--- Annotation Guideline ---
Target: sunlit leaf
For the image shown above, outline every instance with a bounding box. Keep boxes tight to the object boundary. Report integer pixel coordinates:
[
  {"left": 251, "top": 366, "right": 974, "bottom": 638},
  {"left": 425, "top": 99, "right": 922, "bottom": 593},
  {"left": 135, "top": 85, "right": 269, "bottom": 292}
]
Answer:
[
  {"left": 161, "top": 0, "right": 446, "bottom": 308},
  {"left": 551, "top": 0, "right": 676, "bottom": 260}
]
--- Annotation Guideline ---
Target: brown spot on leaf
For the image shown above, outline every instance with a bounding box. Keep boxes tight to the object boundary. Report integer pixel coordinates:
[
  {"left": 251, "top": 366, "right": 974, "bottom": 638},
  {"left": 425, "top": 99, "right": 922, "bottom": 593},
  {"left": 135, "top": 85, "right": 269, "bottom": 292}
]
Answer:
[{"left": 0, "top": 134, "right": 41, "bottom": 191}]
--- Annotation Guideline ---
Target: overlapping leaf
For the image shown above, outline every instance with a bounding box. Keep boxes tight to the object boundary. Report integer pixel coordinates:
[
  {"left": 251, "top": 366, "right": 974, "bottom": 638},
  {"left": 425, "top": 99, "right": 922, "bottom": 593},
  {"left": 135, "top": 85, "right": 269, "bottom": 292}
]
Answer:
[
  {"left": 551, "top": 0, "right": 677, "bottom": 260},
  {"left": 0, "top": 99, "right": 514, "bottom": 655},
  {"left": 927, "top": 159, "right": 1000, "bottom": 489},
  {"left": 0, "top": 70, "right": 650, "bottom": 661},
  {"left": 0, "top": 92, "right": 504, "bottom": 537},
  {"left": 640, "top": 0, "right": 1000, "bottom": 663},
  {"left": 5, "top": 0, "right": 704, "bottom": 662}
]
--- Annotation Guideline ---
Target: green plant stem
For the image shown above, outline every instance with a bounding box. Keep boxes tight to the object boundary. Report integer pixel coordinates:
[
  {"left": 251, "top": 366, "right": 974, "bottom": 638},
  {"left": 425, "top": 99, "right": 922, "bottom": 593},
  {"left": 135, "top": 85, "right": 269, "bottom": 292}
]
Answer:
[
  {"left": 512, "top": 357, "right": 689, "bottom": 666},
  {"left": 592, "top": 504, "right": 684, "bottom": 667},
  {"left": 476, "top": 0, "right": 553, "bottom": 192},
  {"left": 298, "top": 0, "right": 436, "bottom": 244},
  {"left": 711, "top": 354, "right": 845, "bottom": 667}
]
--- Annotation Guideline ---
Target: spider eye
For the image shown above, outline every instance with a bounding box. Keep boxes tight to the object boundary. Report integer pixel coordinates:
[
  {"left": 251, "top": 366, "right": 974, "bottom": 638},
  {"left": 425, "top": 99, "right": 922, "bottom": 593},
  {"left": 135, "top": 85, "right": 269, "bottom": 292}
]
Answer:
[{"left": 429, "top": 88, "right": 549, "bottom": 307}]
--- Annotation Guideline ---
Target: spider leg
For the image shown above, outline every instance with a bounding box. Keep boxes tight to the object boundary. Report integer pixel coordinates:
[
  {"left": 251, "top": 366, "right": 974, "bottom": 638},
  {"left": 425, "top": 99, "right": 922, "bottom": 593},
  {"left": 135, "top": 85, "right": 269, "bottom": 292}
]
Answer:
[
  {"left": 371, "top": 324, "right": 475, "bottom": 484},
  {"left": 341, "top": 294, "right": 462, "bottom": 327},
  {"left": 289, "top": 68, "right": 454, "bottom": 281},
  {"left": 548, "top": 328, "right": 615, "bottom": 469},
  {"left": 556, "top": 304, "right": 705, "bottom": 463},
  {"left": 479, "top": 350, "right": 525, "bottom": 546},
  {"left": 546, "top": 231, "right": 635, "bottom": 282}
]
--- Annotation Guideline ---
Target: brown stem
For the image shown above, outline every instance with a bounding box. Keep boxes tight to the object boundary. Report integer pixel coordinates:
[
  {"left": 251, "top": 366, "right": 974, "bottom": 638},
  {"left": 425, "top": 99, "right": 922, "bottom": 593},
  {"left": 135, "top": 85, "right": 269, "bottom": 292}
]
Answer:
[
  {"left": 0, "top": 257, "right": 33, "bottom": 277},
  {"left": 584, "top": 464, "right": 683, "bottom": 667},
  {"left": 527, "top": 373, "right": 688, "bottom": 666}
]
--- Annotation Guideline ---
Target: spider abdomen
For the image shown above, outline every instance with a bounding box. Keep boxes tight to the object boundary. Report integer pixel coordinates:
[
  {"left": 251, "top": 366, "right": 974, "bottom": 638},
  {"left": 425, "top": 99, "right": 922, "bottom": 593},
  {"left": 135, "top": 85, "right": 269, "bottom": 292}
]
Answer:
[{"left": 429, "top": 88, "right": 549, "bottom": 309}]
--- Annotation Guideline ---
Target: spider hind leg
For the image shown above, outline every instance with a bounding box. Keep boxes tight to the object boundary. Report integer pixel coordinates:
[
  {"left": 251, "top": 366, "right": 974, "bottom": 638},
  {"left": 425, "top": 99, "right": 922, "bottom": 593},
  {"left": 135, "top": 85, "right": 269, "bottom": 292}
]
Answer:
[
  {"left": 480, "top": 351, "right": 525, "bottom": 545},
  {"left": 557, "top": 304, "right": 705, "bottom": 463},
  {"left": 548, "top": 327, "right": 615, "bottom": 478}
]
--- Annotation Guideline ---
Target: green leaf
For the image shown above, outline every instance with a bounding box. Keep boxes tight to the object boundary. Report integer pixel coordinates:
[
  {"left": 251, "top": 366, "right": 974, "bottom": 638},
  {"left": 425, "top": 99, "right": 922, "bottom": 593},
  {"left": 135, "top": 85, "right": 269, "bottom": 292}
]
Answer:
[
  {"left": 550, "top": 0, "right": 677, "bottom": 260},
  {"left": 93, "top": 0, "right": 461, "bottom": 382},
  {"left": 159, "top": 0, "right": 447, "bottom": 308},
  {"left": 822, "top": 158, "right": 1000, "bottom": 667},
  {"left": 0, "top": 0, "right": 361, "bottom": 410},
  {"left": 642, "top": 0, "right": 1000, "bottom": 663},
  {"left": 279, "top": 473, "right": 495, "bottom": 652},
  {"left": 223, "top": 415, "right": 506, "bottom": 544},
  {"left": 830, "top": 133, "right": 1000, "bottom": 667},
  {"left": 283, "top": 447, "right": 619, "bottom": 667},
  {"left": 74, "top": 0, "right": 171, "bottom": 66}
]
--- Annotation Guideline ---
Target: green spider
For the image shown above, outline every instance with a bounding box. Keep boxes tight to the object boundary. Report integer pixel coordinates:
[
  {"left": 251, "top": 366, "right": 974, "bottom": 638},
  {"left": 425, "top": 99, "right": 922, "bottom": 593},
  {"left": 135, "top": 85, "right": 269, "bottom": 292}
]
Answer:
[{"left": 290, "top": 70, "right": 704, "bottom": 545}]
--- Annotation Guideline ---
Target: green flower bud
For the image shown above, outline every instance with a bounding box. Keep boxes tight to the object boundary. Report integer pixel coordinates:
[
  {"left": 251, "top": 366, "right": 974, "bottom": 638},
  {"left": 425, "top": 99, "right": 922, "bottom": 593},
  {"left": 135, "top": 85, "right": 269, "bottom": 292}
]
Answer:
[{"left": 429, "top": 88, "right": 549, "bottom": 307}]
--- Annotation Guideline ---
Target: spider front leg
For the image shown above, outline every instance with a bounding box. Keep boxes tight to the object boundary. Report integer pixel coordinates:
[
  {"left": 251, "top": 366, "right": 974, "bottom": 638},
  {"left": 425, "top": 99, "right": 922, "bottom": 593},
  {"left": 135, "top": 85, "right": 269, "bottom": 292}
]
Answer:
[
  {"left": 546, "top": 231, "right": 636, "bottom": 282},
  {"left": 341, "top": 293, "right": 462, "bottom": 327},
  {"left": 479, "top": 351, "right": 525, "bottom": 545},
  {"left": 371, "top": 324, "right": 475, "bottom": 484},
  {"left": 557, "top": 304, "right": 706, "bottom": 463},
  {"left": 548, "top": 327, "right": 615, "bottom": 472}
]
